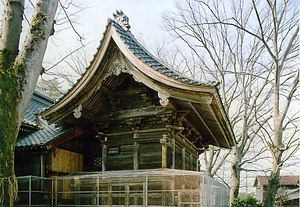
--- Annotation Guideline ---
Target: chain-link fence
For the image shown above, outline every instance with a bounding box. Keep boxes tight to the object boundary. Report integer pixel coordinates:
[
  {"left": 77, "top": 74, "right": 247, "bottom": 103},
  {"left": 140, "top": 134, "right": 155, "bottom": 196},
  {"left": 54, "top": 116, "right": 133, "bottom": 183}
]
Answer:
[{"left": 15, "top": 169, "right": 229, "bottom": 207}]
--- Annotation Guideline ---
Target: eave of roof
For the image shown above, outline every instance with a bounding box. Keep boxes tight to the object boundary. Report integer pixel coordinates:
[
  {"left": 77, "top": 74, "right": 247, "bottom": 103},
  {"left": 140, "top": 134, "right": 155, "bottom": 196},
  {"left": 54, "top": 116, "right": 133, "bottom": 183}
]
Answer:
[{"left": 16, "top": 122, "right": 71, "bottom": 150}]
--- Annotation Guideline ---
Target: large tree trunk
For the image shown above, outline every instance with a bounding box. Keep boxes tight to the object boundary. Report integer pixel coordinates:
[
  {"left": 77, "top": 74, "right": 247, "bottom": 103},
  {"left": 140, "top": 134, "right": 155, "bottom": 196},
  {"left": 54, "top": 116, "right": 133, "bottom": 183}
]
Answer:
[
  {"left": 0, "top": 76, "right": 19, "bottom": 206},
  {"left": 263, "top": 123, "right": 284, "bottom": 207},
  {"left": 0, "top": 1, "right": 24, "bottom": 205},
  {"left": 0, "top": 0, "right": 58, "bottom": 206},
  {"left": 264, "top": 171, "right": 280, "bottom": 207},
  {"left": 230, "top": 147, "right": 241, "bottom": 205}
]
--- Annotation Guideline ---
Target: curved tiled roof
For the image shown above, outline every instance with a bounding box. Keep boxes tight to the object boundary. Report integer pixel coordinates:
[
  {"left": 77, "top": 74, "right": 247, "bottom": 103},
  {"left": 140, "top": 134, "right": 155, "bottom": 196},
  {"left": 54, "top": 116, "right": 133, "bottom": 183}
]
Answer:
[
  {"left": 109, "top": 18, "right": 219, "bottom": 87},
  {"left": 47, "top": 16, "right": 219, "bottom": 109},
  {"left": 18, "top": 15, "right": 220, "bottom": 149},
  {"left": 23, "top": 91, "right": 54, "bottom": 124}
]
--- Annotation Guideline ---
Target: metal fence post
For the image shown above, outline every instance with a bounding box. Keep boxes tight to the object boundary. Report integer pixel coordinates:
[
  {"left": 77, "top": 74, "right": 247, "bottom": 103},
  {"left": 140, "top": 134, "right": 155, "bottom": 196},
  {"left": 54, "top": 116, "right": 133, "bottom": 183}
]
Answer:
[{"left": 29, "top": 176, "right": 31, "bottom": 207}]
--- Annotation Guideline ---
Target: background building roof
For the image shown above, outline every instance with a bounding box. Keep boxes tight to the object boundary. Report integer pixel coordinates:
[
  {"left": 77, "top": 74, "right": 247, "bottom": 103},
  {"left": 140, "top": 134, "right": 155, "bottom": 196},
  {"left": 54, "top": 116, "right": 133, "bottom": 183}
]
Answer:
[
  {"left": 254, "top": 175, "right": 299, "bottom": 187},
  {"left": 17, "top": 92, "right": 69, "bottom": 150}
]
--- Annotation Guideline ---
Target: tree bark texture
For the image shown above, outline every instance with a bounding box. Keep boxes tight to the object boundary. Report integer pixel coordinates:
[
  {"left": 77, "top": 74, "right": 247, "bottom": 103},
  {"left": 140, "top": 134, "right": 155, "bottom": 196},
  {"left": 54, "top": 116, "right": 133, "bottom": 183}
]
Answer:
[
  {"left": 264, "top": 171, "right": 281, "bottom": 207},
  {"left": 230, "top": 147, "right": 241, "bottom": 205},
  {"left": 0, "top": 75, "right": 19, "bottom": 207},
  {"left": 0, "top": 0, "right": 58, "bottom": 206}
]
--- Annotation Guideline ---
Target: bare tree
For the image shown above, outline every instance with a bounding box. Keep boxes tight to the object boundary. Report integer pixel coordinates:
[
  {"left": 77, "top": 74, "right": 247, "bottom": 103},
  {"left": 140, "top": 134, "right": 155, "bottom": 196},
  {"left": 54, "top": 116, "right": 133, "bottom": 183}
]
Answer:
[
  {"left": 36, "top": 77, "right": 64, "bottom": 99},
  {"left": 162, "top": 0, "right": 299, "bottom": 206},
  {"left": 39, "top": 1, "right": 89, "bottom": 94},
  {"left": 43, "top": 46, "right": 89, "bottom": 89},
  {"left": 0, "top": 0, "right": 87, "bottom": 205},
  {"left": 0, "top": 1, "right": 57, "bottom": 205}
]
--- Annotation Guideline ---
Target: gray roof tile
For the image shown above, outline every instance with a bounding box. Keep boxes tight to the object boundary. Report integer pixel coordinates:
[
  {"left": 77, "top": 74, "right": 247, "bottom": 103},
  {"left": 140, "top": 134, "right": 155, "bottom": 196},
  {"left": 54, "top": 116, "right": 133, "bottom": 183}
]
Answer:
[
  {"left": 110, "top": 20, "right": 217, "bottom": 86},
  {"left": 16, "top": 92, "right": 69, "bottom": 149}
]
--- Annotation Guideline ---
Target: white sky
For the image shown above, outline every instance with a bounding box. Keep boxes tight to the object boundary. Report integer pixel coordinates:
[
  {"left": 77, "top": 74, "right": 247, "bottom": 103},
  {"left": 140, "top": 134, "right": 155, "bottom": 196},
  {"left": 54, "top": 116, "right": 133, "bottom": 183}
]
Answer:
[
  {"left": 41, "top": 0, "right": 177, "bottom": 84},
  {"left": 78, "top": 0, "right": 175, "bottom": 43}
]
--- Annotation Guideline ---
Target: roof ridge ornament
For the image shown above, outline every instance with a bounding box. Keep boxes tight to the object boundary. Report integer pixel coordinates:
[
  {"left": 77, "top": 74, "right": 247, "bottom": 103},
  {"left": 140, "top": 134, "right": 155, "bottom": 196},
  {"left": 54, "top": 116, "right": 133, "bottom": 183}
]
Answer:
[{"left": 112, "top": 10, "right": 131, "bottom": 31}]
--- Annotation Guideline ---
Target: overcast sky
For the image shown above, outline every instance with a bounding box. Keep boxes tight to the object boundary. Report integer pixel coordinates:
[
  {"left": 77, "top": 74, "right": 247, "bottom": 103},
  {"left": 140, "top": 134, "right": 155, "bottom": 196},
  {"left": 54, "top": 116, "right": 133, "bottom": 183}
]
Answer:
[
  {"left": 47, "top": 1, "right": 175, "bottom": 59},
  {"left": 34, "top": 0, "right": 177, "bottom": 83},
  {"left": 79, "top": 0, "right": 175, "bottom": 42},
  {"left": 0, "top": 1, "right": 177, "bottom": 82}
]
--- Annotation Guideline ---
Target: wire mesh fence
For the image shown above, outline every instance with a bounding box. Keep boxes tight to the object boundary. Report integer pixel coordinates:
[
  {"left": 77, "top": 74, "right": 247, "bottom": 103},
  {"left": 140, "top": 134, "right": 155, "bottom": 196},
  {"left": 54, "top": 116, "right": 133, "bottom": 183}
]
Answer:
[{"left": 15, "top": 169, "right": 229, "bottom": 207}]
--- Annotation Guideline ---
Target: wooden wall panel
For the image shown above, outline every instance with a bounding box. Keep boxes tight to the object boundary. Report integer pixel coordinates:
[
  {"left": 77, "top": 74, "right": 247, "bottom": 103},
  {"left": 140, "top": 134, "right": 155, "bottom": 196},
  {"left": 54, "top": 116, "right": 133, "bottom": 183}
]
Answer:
[
  {"left": 139, "top": 143, "right": 161, "bottom": 169},
  {"left": 48, "top": 147, "right": 83, "bottom": 174},
  {"left": 107, "top": 145, "right": 134, "bottom": 170}
]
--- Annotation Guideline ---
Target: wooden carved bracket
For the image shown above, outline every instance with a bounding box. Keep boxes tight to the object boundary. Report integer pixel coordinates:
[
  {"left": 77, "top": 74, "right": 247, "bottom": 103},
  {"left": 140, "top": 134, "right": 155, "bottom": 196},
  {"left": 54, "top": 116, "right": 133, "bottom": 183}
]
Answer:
[
  {"left": 158, "top": 92, "right": 169, "bottom": 106},
  {"left": 73, "top": 104, "right": 82, "bottom": 118},
  {"left": 160, "top": 134, "right": 174, "bottom": 148}
]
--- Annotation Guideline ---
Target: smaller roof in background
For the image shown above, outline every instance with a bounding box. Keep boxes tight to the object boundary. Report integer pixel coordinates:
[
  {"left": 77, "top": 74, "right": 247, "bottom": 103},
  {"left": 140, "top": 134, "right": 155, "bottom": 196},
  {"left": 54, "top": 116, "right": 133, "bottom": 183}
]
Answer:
[
  {"left": 17, "top": 92, "right": 70, "bottom": 150},
  {"left": 23, "top": 91, "right": 54, "bottom": 124},
  {"left": 253, "top": 175, "right": 299, "bottom": 187}
]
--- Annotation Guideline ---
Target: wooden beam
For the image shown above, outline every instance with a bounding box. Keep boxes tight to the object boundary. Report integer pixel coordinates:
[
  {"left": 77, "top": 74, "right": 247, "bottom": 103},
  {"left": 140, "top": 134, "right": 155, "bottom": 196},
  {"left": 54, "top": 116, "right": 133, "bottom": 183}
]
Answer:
[
  {"left": 112, "top": 87, "right": 147, "bottom": 96},
  {"left": 207, "top": 104, "right": 232, "bottom": 148},
  {"left": 76, "top": 106, "right": 172, "bottom": 124},
  {"left": 95, "top": 106, "right": 173, "bottom": 122},
  {"left": 105, "top": 127, "right": 168, "bottom": 137},
  {"left": 80, "top": 109, "right": 102, "bottom": 123},
  {"left": 99, "top": 84, "right": 113, "bottom": 95},
  {"left": 47, "top": 127, "right": 86, "bottom": 149},
  {"left": 169, "top": 91, "right": 213, "bottom": 105},
  {"left": 189, "top": 102, "right": 220, "bottom": 147}
]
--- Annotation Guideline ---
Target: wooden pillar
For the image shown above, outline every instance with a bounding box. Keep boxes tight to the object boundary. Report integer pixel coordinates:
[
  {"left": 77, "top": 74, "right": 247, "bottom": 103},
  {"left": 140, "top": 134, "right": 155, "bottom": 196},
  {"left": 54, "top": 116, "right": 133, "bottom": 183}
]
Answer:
[
  {"left": 162, "top": 143, "right": 168, "bottom": 169},
  {"left": 182, "top": 148, "right": 186, "bottom": 170},
  {"left": 190, "top": 153, "right": 194, "bottom": 170},
  {"left": 166, "top": 125, "right": 184, "bottom": 170},
  {"left": 102, "top": 145, "right": 107, "bottom": 172},
  {"left": 133, "top": 142, "right": 139, "bottom": 170},
  {"left": 171, "top": 139, "right": 175, "bottom": 169},
  {"left": 160, "top": 135, "right": 168, "bottom": 168},
  {"left": 40, "top": 154, "right": 45, "bottom": 177}
]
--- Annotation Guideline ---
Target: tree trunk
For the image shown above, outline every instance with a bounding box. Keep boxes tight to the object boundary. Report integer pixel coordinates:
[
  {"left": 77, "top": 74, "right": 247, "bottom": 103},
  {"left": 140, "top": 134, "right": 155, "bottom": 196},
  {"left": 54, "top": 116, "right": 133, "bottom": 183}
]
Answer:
[
  {"left": 0, "top": 68, "right": 20, "bottom": 206},
  {"left": 263, "top": 126, "right": 283, "bottom": 207},
  {"left": 230, "top": 147, "right": 241, "bottom": 205},
  {"left": 264, "top": 171, "right": 280, "bottom": 207},
  {"left": 0, "top": 1, "right": 24, "bottom": 204},
  {"left": 230, "top": 161, "right": 240, "bottom": 205},
  {"left": 0, "top": 0, "right": 58, "bottom": 206}
]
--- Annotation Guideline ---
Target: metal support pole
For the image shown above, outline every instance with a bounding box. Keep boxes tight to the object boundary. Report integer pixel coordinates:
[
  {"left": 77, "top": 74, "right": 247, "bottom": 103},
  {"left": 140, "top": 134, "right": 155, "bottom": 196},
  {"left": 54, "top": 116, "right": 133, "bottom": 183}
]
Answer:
[{"left": 29, "top": 176, "right": 31, "bottom": 207}]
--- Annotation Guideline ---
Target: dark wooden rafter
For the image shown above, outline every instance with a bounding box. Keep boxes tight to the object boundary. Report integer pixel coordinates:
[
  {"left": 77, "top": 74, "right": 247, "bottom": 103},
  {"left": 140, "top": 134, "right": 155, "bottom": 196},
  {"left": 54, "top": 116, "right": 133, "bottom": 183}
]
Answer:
[
  {"left": 99, "top": 84, "right": 113, "bottom": 95},
  {"left": 177, "top": 133, "right": 198, "bottom": 155},
  {"left": 47, "top": 127, "right": 86, "bottom": 149},
  {"left": 207, "top": 104, "right": 231, "bottom": 147},
  {"left": 77, "top": 105, "right": 173, "bottom": 123},
  {"left": 168, "top": 102, "right": 204, "bottom": 146},
  {"left": 189, "top": 102, "right": 220, "bottom": 147}
]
